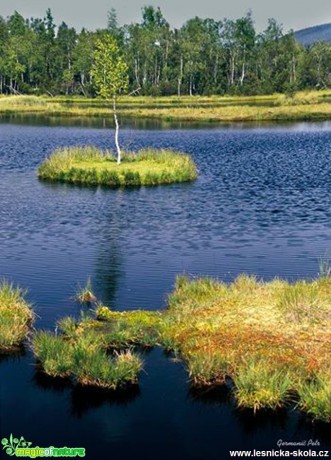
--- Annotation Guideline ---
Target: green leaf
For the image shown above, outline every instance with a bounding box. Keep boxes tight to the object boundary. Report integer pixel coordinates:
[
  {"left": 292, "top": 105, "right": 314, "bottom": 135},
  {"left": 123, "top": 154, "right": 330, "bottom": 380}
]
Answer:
[{"left": 1, "top": 438, "right": 8, "bottom": 446}]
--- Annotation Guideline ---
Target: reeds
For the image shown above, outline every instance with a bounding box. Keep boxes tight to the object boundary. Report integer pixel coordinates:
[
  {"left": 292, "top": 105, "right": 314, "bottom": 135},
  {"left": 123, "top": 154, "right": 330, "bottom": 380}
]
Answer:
[
  {"left": 0, "top": 280, "right": 33, "bottom": 350},
  {"left": 38, "top": 147, "right": 197, "bottom": 187}
]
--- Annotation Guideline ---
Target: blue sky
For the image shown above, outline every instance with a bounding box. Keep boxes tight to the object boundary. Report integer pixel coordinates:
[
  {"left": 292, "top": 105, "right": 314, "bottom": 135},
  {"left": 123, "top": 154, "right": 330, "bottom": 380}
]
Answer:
[{"left": 1, "top": 0, "right": 330, "bottom": 32}]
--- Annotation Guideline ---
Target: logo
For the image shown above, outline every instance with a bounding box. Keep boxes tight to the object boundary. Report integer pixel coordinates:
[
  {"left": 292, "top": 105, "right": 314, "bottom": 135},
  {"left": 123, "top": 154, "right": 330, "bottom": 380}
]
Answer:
[{"left": 1, "top": 435, "right": 86, "bottom": 458}]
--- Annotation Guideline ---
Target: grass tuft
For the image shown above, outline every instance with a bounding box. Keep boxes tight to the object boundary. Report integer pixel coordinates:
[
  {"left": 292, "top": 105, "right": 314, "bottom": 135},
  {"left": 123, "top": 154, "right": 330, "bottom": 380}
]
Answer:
[
  {"left": 33, "top": 331, "right": 72, "bottom": 377},
  {"left": 297, "top": 375, "right": 331, "bottom": 422},
  {"left": 234, "top": 360, "right": 292, "bottom": 412},
  {"left": 0, "top": 280, "right": 33, "bottom": 350},
  {"left": 75, "top": 277, "right": 97, "bottom": 303},
  {"left": 32, "top": 327, "right": 143, "bottom": 390}
]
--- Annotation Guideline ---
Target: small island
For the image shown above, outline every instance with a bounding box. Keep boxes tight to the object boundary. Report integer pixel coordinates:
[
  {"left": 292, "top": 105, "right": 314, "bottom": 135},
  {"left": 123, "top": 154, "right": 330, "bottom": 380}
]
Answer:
[{"left": 37, "top": 146, "right": 198, "bottom": 187}]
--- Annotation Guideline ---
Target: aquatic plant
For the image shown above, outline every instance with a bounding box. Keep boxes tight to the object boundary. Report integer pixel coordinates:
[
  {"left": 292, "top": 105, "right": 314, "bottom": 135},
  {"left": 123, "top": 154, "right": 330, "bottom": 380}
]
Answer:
[
  {"left": 75, "top": 277, "right": 97, "bottom": 303},
  {"left": 33, "top": 331, "right": 72, "bottom": 377},
  {"left": 32, "top": 328, "right": 143, "bottom": 390},
  {"left": 0, "top": 280, "right": 33, "bottom": 350},
  {"left": 297, "top": 374, "right": 331, "bottom": 423},
  {"left": 234, "top": 360, "right": 292, "bottom": 411},
  {"left": 33, "top": 272, "right": 331, "bottom": 420}
]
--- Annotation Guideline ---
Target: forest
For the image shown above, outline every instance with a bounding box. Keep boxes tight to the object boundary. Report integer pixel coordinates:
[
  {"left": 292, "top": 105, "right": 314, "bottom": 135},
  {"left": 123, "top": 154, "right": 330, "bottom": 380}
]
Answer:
[{"left": 1, "top": 6, "right": 331, "bottom": 97}]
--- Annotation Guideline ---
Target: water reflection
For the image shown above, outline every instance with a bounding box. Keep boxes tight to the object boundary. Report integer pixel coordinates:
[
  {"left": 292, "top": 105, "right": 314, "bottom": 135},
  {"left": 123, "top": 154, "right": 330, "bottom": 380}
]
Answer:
[{"left": 70, "top": 385, "right": 140, "bottom": 418}]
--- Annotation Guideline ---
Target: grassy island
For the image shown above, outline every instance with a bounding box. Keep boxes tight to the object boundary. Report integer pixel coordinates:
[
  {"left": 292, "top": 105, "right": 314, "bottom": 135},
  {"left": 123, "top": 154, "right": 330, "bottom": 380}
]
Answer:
[
  {"left": 38, "top": 146, "right": 197, "bottom": 187},
  {"left": 0, "top": 281, "right": 34, "bottom": 351},
  {"left": 36, "top": 274, "right": 331, "bottom": 422}
]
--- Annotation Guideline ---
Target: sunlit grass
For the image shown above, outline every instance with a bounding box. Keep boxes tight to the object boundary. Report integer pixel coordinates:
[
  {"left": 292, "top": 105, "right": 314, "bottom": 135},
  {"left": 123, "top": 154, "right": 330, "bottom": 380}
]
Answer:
[
  {"left": 0, "top": 280, "right": 33, "bottom": 350},
  {"left": 31, "top": 273, "right": 330, "bottom": 419},
  {"left": 33, "top": 331, "right": 72, "bottom": 377},
  {"left": 234, "top": 360, "right": 292, "bottom": 411},
  {"left": 2, "top": 92, "right": 331, "bottom": 122},
  {"left": 75, "top": 274, "right": 330, "bottom": 420},
  {"left": 32, "top": 328, "right": 143, "bottom": 389},
  {"left": 37, "top": 146, "right": 198, "bottom": 186},
  {"left": 297, "top": 374, "right": 331, "bottom": 423}
]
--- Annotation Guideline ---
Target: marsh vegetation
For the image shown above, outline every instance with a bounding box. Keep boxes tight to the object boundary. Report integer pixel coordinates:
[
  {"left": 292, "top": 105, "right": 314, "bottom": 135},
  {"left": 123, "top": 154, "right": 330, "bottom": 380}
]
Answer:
[
  {"left": 0, "top": 281, "right": 33, "bottom": 351},
  {"left": 2, "top": 92, "right": 331, "bottom": 123},
  {"left": 38, "top": 146, "right": 198, "bottom": 186},
  {"left": 32, "top": 275, "right": 331, "bottom": 422}
]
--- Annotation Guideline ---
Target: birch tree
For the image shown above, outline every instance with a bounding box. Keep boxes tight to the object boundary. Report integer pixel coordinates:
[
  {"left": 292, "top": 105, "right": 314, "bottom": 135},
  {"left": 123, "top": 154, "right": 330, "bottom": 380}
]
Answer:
[{"left": 91, "top": 35, "right": 128, "bottom": 164}]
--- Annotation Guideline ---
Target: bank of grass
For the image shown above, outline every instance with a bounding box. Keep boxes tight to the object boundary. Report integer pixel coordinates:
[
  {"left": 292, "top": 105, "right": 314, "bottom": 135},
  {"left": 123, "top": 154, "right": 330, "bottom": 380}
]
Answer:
[
  {"left": 0, "top": 280, "right": 33, "bottom": 350},
  {"left": 37, "top": 146, "right": 197, "bottom": 186},
  {"left": 67, "top": 274, "right": 331, "bottom": 421},
  {"left": 2, "top": 91, "right": 331, "bottom": 122},
  {"left": 33, "top": 330, "right": 142, "bottom": 389}
]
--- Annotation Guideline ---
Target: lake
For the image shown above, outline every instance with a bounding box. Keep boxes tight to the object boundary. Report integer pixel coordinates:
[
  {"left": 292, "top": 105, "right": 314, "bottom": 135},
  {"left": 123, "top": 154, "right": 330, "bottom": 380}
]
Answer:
[{"left": 1, "top": 118, "right": 330, "bottom": 459}]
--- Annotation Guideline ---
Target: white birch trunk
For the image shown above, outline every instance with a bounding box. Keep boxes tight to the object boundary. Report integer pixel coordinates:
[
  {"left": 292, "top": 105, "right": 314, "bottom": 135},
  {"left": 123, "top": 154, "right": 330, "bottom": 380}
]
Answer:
[{"left": 113, "top": 96, "right": 121, "bottom": 164}]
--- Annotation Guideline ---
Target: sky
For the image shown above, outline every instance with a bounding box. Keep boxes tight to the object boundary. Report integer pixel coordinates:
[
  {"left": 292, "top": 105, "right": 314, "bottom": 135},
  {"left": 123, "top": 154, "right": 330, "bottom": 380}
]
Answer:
[{"left": 1, "top": 0, "right": 331, "bottom": 33}]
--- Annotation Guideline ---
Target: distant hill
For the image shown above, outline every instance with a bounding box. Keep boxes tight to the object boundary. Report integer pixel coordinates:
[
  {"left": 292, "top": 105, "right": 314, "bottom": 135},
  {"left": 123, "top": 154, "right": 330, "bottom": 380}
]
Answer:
[{"left": 295, "top": 23, "right": 331, "bottom": 46}]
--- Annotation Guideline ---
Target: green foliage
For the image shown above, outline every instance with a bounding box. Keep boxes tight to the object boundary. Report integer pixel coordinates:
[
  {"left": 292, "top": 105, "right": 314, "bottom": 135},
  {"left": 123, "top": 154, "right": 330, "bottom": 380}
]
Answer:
[
  {"left": 0, "top": 280, "right": 33, "bottom": 350},
  {"left": 91, "top": 35, "right": 128, "bottom": 99},
  {"left": 0, "top": 8, "right": 330, "bottom": 96}
]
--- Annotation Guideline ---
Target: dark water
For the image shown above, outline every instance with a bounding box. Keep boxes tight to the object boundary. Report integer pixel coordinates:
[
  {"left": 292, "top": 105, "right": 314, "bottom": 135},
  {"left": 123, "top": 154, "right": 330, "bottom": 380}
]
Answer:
[{"left": 1, "top": 119, "right": 330, "bottom": 459}]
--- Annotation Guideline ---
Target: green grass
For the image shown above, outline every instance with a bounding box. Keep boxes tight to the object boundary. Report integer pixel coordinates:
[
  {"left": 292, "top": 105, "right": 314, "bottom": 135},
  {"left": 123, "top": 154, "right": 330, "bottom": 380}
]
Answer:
[
  {"left": 37, "top": 146, "right": 198, "bottom": 187},
  {"left": 2, "top": 92, "right": 331, "bottom": 122},
  {"left": 161, "top": 275, "right": 330, "bottom": 420},
  {"left": 70, "top": 274, "right": 331, "bottom": 421},
  {"left": 33, "top": 332, "right": 73, "bottom": 377},
  {"left": 297, "top": 374, "right": 331, "bottom": 423},
  {"left": 0, "top": 280, "right": 34, "bottom": 350},
  {"left": 32, "top": 329, "right": 143, "bottom": 389},
  {"left": 234, "top": 360, "right": 292, "bottom": 412},
  {"left": 31, "top": 273, "right": 331, "bottom": 420}
]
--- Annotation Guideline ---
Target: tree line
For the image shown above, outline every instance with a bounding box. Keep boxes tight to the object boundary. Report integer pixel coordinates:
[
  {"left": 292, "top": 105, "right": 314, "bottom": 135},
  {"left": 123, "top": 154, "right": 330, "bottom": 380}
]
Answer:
[{"left": 1, "top": 7, "right": 331, "bottom": 97}]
